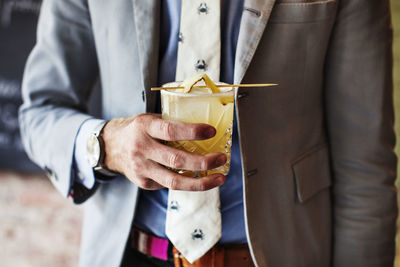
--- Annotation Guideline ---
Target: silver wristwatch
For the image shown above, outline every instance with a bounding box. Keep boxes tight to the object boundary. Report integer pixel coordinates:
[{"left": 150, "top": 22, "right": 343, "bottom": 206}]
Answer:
[{"left": 86, "top": 121, "right": 117, "bottom": 177}]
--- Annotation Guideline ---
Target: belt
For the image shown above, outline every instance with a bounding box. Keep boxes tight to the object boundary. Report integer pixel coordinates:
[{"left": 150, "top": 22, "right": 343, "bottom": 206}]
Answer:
[{"left": 130, "top": 227, "right": 254, "bottom": 267}]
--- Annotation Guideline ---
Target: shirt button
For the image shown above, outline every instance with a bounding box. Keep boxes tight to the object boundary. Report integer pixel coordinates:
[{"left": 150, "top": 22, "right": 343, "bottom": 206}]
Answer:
[{"left": 142, "top": 90, "right": 145, "bottom": 102}]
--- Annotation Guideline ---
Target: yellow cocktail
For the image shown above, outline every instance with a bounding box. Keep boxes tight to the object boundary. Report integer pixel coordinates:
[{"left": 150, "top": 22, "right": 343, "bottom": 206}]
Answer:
[{"left": 161, "top": 81, "right": 234, "bottom": 177}]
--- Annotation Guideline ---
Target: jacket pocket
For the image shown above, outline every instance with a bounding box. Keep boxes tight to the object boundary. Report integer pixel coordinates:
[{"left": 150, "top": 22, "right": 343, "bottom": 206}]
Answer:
[
  {"left": 292, "top": 144, "right": 332, "bottom": 203},
  {"left": 270, "top": 0, "right": 337, "bottom": 23}
]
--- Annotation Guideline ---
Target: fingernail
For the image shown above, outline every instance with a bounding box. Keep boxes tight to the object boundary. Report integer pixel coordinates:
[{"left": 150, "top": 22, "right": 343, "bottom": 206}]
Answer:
[
  {"left": 217, "top": 175, "right": 225, "bottom": 185},
  {"left": 205, "top": 127, "right": 216, "bottom": 138},
  {"left": 216, "top": 155, "right": 227, "bottom": 166}
]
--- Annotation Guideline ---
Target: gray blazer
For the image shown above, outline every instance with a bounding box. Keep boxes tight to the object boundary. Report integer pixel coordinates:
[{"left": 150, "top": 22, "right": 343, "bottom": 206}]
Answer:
[{"left": 19, "top": 0, "right": 397, "bottom": 266}]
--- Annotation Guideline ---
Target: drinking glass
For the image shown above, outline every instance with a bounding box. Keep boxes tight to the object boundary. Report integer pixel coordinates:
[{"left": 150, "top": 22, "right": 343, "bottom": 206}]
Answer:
[{"left": 161, "top": 82, "right": 234, "bottom": 177}]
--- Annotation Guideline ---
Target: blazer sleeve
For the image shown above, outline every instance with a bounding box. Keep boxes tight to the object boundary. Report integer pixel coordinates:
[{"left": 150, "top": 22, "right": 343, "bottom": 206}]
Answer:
[
  {"left": 324, "top": 0, "right": 397, "bottom": 266},
  {"left": 19, "top": 0, "right": 98, "bottom": 199}
]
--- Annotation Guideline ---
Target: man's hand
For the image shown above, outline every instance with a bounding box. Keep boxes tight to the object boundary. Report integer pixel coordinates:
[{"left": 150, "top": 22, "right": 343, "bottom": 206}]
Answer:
[{"left": 101, "top": 114, "right": 227, "bottom": 191}]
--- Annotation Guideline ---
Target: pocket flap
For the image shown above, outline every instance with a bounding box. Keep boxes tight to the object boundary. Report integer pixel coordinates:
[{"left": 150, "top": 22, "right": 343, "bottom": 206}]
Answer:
[
  {"left": 292, "top": 144, "right": 331, "bottom": 203},
  {"left": 270, "top": 0, "right": 337, "bottom": 23}
]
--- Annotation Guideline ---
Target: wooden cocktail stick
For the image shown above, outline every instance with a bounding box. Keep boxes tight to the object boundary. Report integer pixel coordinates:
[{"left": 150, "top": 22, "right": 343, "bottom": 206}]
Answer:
[{"left": 150, "top": 83, "right": 278, "bottom": 91}]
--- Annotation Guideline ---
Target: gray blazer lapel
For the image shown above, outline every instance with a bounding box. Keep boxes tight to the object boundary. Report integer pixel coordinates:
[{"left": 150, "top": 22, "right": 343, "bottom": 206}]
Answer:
[
  {"left": 132, "top": 0, "right": 160, "bottom": 112},
  {"left": 234, "top": 0, "right": 276, "bottom": 84}
]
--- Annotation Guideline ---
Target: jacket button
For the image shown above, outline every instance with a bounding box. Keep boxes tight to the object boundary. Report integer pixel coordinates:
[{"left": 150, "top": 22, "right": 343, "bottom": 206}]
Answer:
[
  {"left": 142, "top": 90, "right": 145, "bottom": 102},
  {"left": 44, "top": 166, "right": 58, "bottom": 181},
  {"left": 237, "top": 91, "right": 249, "bottom": 99},
  {"left": 44, "top": 166, "right": 52, "bottom": 176},
  {"left": 247, "top": 169, "right": 258, "bottom": 177}
]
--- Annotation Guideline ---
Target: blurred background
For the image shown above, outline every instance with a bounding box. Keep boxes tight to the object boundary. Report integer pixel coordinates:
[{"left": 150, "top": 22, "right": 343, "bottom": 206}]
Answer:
[
  {"left": 0, "top": 0, "right": 399, "bottom": 266},
  {"left": 0, "top": 1, "right": 83, "bottom": 266}
]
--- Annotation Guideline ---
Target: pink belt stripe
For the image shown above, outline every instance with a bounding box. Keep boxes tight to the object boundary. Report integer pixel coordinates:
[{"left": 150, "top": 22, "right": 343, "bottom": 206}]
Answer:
[{"left": 131, "top": 228, "right": 170, "bottom": 261}]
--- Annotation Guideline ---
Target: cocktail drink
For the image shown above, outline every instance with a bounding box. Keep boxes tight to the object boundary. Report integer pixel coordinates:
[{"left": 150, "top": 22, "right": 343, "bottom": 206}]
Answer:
[{"left": 161, "top": 80, "right": 234, "bottom": 177}]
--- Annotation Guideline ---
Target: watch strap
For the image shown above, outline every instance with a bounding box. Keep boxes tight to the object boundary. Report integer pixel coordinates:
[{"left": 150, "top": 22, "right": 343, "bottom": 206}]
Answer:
[
  {"left": 94, "top": 166, "right": 118, "bottom": 177},
  {"left": 92, "top": 121, "right": 118, "bottom": 177}
]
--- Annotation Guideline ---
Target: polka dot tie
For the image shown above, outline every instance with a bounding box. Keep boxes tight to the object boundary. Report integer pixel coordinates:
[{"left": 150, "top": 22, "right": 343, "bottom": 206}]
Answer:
[{"left": 165, "top": 0, "right": 222, "bottom": 263}]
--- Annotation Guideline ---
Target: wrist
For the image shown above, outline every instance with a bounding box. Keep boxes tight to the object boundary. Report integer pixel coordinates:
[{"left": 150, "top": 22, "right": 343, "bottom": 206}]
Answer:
[
  {"left": 86, "top": 121, "right": 118, "bottom": 178},
  {"left": 101, "top": 117, "right": 131, "bottom": 174}
]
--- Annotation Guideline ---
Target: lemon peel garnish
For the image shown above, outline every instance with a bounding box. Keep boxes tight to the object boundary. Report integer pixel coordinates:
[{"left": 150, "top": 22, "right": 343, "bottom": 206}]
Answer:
[{"left": 181, "top": 74, "right": 220, "bottom": 94}]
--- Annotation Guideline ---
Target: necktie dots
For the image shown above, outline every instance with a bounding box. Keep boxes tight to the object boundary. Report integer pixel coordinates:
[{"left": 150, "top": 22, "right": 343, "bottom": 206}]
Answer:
[
  {"left": 191, "top": 229, "right": 204, "bottom": 240},
  {"left": 197, "top": 3, "right": 209, "bottom": 15},
  {"left": 178, "top": 32, "right": 184, "bottom": 43},
  {"left": 195, "top": 59, "right": 207, "bottom": 72},
  {"left": 169, "top": 200, "right": 180, "bottom": 211}
]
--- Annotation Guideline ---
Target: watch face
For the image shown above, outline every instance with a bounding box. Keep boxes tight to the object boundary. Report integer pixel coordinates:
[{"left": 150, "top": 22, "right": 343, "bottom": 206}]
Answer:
[{"left": 87, "top": 134, "right": 100, "bottom": 167}]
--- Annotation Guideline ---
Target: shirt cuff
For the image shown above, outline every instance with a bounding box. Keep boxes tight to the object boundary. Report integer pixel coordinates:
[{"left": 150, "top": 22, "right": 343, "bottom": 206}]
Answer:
[{"left": 74, "top": 118, "right": 106, "bottom": 189}]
